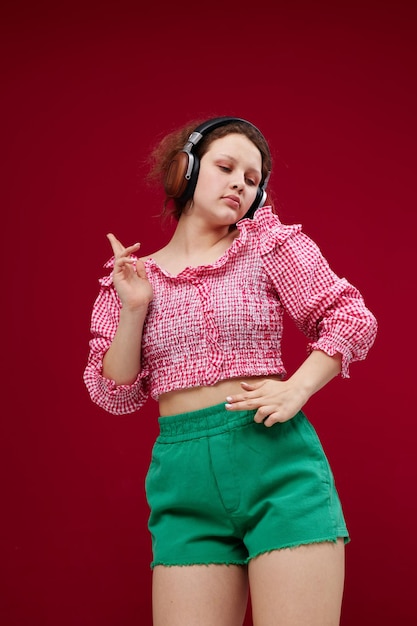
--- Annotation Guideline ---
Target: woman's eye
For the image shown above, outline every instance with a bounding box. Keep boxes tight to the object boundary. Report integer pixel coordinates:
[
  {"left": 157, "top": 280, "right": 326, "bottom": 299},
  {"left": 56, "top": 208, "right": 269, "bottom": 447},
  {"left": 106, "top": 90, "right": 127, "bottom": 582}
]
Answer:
[
  {"left": 246, "top": 178, "right": 256, "bottom": 186},
  {"left": 219, "top": 165, "right": 231, "bottom": 172}
]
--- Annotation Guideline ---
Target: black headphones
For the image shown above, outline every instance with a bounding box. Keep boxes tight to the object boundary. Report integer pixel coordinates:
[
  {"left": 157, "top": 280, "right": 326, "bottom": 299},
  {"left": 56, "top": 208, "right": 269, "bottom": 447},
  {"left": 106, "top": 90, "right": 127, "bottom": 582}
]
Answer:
[{"left": 163, "top": 116, "right": 270, "bottom": 218}]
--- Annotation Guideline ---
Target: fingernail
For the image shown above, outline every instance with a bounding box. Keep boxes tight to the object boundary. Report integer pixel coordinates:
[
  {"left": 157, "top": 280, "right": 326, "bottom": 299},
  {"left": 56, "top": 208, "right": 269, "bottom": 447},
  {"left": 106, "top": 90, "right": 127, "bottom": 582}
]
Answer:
[
  {"left": 226, "top": 396, "right": 233, "bottom": 403},
  {"left": 225, "top": 403, "right": 232, "bottom": 409}
]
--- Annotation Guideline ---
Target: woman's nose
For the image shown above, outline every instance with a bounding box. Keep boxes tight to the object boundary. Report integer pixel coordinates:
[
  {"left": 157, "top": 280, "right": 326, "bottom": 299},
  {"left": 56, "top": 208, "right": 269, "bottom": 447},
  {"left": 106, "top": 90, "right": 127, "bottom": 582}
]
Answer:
[{"left": 231, "top": 177, "right": 244, "bottom": 191}]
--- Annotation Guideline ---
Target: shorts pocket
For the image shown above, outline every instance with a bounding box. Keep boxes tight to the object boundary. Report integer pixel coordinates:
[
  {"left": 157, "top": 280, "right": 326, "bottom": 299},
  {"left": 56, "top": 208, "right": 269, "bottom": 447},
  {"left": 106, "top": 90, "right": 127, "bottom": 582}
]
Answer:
[{"left": 291, "top": 412, "right": 334, "bottom": 487}]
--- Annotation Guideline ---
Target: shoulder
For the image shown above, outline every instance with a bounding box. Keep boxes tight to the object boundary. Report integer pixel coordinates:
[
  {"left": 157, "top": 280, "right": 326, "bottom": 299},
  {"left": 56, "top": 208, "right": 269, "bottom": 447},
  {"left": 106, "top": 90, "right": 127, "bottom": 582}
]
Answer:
[
  {"left": 239, "top": 206, "right": 303, "bottom": 255},
  {"left": 140, "top": 242, "right": 170, "bottom": 265}
]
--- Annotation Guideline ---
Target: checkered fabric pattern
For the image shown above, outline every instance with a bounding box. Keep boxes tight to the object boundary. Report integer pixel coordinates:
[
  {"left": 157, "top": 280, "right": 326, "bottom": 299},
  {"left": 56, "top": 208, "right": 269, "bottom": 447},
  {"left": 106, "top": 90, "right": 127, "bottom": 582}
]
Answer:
[{"left": 83, "top": 207, "right": 377, "bottom": 415}]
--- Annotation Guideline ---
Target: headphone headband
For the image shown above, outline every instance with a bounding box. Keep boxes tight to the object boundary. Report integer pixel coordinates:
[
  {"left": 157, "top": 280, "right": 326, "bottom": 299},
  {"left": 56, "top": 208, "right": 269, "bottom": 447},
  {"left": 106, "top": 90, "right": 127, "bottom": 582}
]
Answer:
[{"left": 183, "top": 116, "right": 266, "bottom": 155}]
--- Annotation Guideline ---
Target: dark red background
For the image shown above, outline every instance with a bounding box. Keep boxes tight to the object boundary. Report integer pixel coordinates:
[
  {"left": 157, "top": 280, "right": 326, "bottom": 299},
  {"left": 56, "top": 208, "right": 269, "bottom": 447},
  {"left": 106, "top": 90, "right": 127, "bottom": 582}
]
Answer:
[{"left": 2, "top": 1, "right": 416, "bottom": 624}]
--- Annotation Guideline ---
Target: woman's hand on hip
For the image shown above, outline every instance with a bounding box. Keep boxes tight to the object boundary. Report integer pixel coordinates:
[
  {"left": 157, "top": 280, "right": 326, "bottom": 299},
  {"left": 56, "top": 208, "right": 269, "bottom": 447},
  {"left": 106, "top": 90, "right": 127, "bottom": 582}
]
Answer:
[
  {"left": 225, "top": 378, "right": 308, "bottom": 427},
  {"left": 107, "top": 233, "right": 153, "bottom": 310}
]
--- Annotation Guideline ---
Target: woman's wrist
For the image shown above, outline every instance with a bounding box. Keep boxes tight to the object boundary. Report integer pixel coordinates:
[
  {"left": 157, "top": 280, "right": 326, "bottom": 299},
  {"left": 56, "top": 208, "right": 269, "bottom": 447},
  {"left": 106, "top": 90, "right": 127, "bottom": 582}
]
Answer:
[{"left": 287, "top": 351, "right": 342, "bottom": 401}]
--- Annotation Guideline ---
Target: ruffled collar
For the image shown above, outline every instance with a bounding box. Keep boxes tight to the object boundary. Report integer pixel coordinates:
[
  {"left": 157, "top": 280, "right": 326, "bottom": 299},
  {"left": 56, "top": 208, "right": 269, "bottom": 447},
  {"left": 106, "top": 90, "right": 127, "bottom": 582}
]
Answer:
[
  {"left": 102, "top": 206, "right": 301, "bottom": 282},
  {"left": 144, "top": 215, "right": 252, "bottom": 280}
]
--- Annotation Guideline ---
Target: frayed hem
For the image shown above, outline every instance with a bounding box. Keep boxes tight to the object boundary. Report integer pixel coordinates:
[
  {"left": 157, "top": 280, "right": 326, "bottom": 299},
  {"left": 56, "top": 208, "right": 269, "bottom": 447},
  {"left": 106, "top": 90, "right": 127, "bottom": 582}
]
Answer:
[
  {"left": 150, "top": 536, "right": 350, "bottom": 569},
  {"left": 246, "top": 535, "right": 350, "bottom": 563},
  {"left": 150, "top": 559, "right": 247, "bottom": 570}
]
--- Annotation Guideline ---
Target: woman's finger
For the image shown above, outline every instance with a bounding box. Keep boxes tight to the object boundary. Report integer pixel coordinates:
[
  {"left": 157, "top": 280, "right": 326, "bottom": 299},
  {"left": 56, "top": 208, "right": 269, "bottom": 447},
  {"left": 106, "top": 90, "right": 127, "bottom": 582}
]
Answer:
[
  {"left": 135, "top": 258, "right": 149, "bottom": 280},
  {"left": 107, "top": 234, "right": 141, "bottom": 262},
  {"left": 113, "top": 256, "right": 135, "bottom": 271},
  {"left": 124, "top": 242, "right": 141, "bottom": 256},
  {"left": 225, "top": 396, "right": 260, "bottom": 411},
  {"left": 106, "top": 233, "right": 124, "bottom": 256},
  {"left": 253, "top": 405, "right": 276, "bottom": 424},
  {"left": 263, "top": 412, "right": 283, "bottom": 427},
  {"left": 240, "top": 380, "right": 263, "bottom": 391}
]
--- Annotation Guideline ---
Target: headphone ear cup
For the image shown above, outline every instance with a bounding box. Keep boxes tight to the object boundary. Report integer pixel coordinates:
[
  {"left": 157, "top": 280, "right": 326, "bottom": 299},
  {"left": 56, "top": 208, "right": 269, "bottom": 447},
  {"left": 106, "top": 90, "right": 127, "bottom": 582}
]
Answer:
[
  {"left": 164, "top": 151, "right": 190, "bottom": 198},
  {"left": 259, "top": 188, "right": 267, "bottom": 208},
  {"left": 245, "top": 187, "right": 267, "bottom": 219},
  {"left": 253, "top": 186, "right": 266, "bottom": 210}
]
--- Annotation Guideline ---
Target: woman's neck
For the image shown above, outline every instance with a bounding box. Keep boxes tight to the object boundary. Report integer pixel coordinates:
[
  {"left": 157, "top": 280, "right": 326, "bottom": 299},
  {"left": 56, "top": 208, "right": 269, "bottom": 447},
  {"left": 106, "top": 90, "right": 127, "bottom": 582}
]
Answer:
[
  {"left": 149, "top": 214, "right": 240, "bottom": 275},
  {"left": 171, "top": 214, "right": 235, "bottom": 255}
]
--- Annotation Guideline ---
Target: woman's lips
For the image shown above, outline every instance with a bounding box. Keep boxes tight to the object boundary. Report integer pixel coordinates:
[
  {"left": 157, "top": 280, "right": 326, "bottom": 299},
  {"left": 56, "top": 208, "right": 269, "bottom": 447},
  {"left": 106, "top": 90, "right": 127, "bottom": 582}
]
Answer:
[{"left": 223, "top": 195, "right": 240, "bottom": 210}]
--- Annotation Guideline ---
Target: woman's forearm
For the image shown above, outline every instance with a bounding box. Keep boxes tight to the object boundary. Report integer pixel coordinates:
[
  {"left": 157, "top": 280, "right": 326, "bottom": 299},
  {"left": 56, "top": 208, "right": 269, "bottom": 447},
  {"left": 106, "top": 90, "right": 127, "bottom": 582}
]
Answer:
[
  {"left": 102, "top": 305, "right": 148, "bottom": 385},
  {"left": 287, "top": 349, "right": 342, "bottom": 404}
]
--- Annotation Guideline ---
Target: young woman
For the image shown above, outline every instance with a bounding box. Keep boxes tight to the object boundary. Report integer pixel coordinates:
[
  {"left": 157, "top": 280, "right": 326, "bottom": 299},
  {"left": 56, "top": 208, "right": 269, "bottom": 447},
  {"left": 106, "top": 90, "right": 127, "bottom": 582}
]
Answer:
[{"left": 84, "top": 117, "right": 377, "bottom": 626}]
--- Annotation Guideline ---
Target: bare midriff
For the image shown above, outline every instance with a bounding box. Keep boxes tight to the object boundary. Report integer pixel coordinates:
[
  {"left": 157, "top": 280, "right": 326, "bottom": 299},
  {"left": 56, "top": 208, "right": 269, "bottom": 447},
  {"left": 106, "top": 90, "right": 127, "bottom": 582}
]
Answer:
[{"left": 158, "top": 374, "right": 284, "bottom": 417}]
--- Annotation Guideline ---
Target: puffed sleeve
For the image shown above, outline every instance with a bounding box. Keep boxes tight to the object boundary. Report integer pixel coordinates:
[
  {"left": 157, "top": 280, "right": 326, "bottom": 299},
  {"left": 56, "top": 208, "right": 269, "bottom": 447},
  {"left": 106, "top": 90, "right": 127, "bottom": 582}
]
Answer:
[
  {"left": 83, "top": 261, "right": 150, "bottom": 415},
  {"left": 255, "top": 208, "right": 378, "bottom": 377}
]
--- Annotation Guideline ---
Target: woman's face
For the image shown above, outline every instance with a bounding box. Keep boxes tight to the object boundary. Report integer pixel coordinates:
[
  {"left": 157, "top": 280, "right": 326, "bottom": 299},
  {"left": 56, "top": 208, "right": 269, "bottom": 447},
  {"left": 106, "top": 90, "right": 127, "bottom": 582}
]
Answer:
[{"left": 190, "top": 133, "right": 263, "bottom": 226}]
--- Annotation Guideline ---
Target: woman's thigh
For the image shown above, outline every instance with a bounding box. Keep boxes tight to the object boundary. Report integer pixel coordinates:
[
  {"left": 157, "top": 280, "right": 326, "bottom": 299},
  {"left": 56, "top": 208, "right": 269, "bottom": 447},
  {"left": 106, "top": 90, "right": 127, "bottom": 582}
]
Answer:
[
  {"left": 152, "top": 563, "right": 249, "bottom": 626},
  {"left": 249, "top": 539, "right": 345, "bottom": 626}
]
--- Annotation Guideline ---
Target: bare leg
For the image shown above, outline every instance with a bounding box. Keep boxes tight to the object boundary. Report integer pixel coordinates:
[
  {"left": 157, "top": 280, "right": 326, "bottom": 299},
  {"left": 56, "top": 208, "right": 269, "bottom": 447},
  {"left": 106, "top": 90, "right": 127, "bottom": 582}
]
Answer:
[
  {"left": 152, "top": 564, "right": 249, "bottom": 626},
  {"left": 249, "top": 539, "right": 345, "bottom": 626}
]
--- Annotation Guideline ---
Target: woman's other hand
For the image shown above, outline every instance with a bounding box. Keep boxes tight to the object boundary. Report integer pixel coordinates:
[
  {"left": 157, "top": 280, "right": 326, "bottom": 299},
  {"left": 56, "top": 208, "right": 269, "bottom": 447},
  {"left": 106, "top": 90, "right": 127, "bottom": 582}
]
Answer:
[{"left": 107, "top": 233, "right": 153, "bottom": 310}]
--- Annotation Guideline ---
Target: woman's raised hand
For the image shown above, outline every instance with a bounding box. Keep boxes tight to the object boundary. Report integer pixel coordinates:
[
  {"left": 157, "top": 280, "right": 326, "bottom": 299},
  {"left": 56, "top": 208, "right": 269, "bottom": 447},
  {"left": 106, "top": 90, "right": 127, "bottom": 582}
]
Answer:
[{"left": 106, "top": 233, "right": 153, "bottom": 310}]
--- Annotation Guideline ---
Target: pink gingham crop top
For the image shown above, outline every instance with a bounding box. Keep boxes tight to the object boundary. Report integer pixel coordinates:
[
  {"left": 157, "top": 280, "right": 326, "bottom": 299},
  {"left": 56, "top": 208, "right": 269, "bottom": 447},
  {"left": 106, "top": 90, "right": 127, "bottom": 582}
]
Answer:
[{"left": 83, "top": 206, "right": 377, "bottom": 415}]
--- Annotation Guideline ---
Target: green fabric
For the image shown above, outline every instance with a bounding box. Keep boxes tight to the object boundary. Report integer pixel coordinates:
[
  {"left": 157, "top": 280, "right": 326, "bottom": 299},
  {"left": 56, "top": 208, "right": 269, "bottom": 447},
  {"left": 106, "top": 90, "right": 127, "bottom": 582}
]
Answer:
[{"left": 145, "top": 403, "right": 349, "bottom": 568}]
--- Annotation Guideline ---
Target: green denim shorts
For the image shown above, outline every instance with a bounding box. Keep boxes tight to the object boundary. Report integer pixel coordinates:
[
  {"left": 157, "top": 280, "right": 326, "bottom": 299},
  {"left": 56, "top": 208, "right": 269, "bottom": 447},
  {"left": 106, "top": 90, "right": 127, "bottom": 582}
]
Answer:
[{"left": 145, "top": 403, "right": 349, "bottom": 568}]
